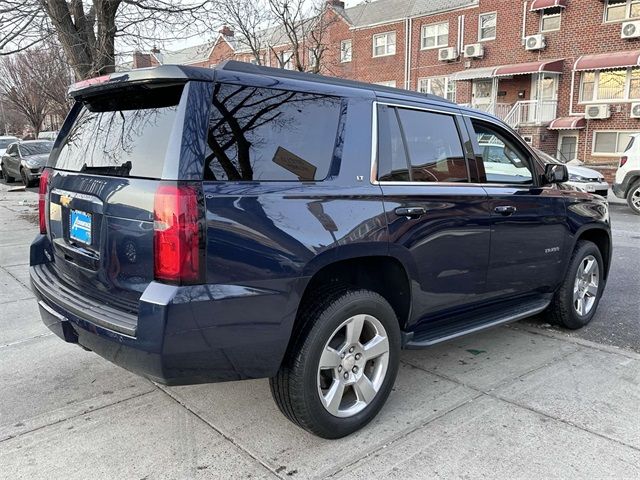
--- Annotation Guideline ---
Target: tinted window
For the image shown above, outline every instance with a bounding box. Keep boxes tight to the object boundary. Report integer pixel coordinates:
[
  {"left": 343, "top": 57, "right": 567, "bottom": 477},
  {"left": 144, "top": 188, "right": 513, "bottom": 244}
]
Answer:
[
  {"left": 0, "top": 139, "right": 16, "bottom": 149},
  {"left": 472, "top": 121, "right": 533, "bottom": 184},
  {"left": 377, "top": 106, "right": 410, "bottom": 181},
  {"left": 20, "top": 142, "right": 53, "bottom": 156},
  {"left": 397, "top": 108, "right": 468, "bottom": 182},
  {"left": 52, "top": 85, "right": 184, "bottom": 178},
  {"left": 205, "top": 83, "right": 342, "bottom": 181}
]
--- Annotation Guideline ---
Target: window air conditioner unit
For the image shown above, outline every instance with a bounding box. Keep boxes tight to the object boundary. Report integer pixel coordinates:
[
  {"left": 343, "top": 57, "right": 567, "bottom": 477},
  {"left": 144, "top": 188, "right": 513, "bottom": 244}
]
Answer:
[
  {"left": 464, "top": 43, "right": 484, "bottom": 58},
  {"left": 438, "top": 47, "right": 458, "bottom": 62},
  {"left": 525, "top": 34, "right": 546, "bottom": 51},
  {"left": 622, "top": 20, "right": 640, "bottom": 39},
  {"left": 585, "top": 104, "right": 610, "bottom": 120},
  {"left": 630, "top": 102, "right": 640, "bottom": 118}
]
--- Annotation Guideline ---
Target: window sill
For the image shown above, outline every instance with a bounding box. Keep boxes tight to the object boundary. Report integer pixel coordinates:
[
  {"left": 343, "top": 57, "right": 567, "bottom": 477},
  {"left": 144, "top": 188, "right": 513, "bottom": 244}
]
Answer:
[
  {"left": 478, "top": 37, "right": 496, "bottom": 42},
  {"left": 372, "top": 52, "right": 396, "bottom": 58},
  {"left": 578, "top": 100, "right": 637, "bottom": 105},
  {"left": 420, "top": 45, "right": 448, "bottom": 51}
]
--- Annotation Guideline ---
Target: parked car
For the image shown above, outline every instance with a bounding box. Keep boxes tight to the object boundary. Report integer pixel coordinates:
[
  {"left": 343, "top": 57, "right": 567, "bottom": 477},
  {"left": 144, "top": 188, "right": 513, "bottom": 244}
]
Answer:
[
  {"left": 534, "top": 149, "right": 609, "bottom": 197},
  {"left": 37, "top": 131, "right": 59, "bottom": 141},
  {"left": 1, "top": 140, "right": 53, "bottom": 186},
  {"left": 0, "top": 135, "right": 19, "bottom": 178},
  {"left": 30, "top": 63, "right": 611, "bottom": 439},
  {"left": 613, "top": 133, "right": 640, "bottom": 214}
]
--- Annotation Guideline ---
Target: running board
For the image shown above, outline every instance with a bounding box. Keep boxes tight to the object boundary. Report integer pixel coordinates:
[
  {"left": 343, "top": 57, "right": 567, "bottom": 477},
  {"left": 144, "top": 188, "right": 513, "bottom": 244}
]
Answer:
[{"left": 403, "top": 298, "right": 550, "bottom": 349}]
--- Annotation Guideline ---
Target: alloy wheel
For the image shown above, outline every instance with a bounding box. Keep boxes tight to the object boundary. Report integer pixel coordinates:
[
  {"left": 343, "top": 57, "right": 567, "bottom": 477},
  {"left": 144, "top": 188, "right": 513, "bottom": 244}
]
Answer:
[
  {"left": 573, "top": 255, "right": 599, "bottom": 316},
  {"left": 317, "top": 314, "right": 389, "bottom": 418},
  {"left": 631, "top": 186, "right": 640, "bottom": 211}
]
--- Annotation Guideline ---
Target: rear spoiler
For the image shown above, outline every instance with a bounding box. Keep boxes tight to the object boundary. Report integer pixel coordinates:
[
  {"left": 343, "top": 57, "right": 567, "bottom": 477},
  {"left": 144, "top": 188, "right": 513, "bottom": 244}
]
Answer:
[{"left": 68, "top": 65, "right": 216, "bottom": 99}]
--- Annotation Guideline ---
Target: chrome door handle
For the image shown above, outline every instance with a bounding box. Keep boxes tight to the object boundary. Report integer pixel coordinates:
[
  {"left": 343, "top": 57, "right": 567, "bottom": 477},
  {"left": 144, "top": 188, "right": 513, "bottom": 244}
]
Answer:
[
  {"left": 395, "top": 206, "right": 427, "bottom": 218},
  {"left": 494, "top": 205, "right": 517, "bottom": 216}
]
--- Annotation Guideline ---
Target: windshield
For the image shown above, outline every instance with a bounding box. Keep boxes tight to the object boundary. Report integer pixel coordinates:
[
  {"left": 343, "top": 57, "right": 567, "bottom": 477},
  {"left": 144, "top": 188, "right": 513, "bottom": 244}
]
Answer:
[
  {"left": 52, "top": 84, "right": 184, "bottom": 179},
  {"left": 534, "top": 148, "right": 562, "bottom": 165},
  {"left": 20, "top": 142, "right": 53, "bottom": 156},
  {"left": 0, "top": 139, "right": 16, "bottom": 149}
]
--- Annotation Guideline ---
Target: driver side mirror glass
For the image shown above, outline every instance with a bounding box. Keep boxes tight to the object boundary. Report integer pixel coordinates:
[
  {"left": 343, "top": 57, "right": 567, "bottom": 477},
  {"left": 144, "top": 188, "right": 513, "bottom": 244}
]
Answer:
[{"left": 544, "top": 163, "right": 568, "bottom": 184}]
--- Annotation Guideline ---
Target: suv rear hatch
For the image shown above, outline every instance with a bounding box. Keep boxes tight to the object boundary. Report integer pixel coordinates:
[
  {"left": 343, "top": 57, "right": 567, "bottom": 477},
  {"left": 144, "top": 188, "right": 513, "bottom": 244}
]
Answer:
[{"left": 42, "top": 81, "right": 194, "bottom": 331}]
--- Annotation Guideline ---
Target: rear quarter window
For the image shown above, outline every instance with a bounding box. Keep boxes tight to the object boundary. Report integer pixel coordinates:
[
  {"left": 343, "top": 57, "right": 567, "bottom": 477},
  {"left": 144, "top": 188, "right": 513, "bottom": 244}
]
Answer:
[{"left": 204, "top": 83, "right": 343, "bottom": 181}]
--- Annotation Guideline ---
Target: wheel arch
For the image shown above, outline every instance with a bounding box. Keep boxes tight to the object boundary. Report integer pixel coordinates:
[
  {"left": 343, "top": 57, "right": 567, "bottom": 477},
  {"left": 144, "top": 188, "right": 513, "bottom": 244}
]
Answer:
[{"left": 573, "top": 226, "right": 612, "bottom": 280}]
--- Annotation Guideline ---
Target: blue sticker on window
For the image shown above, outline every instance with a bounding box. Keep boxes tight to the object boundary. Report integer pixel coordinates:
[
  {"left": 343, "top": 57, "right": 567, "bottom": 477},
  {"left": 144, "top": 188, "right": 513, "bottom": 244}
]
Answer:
[{"left": 70, "top": 210, "right": 92, "bottom": 245}]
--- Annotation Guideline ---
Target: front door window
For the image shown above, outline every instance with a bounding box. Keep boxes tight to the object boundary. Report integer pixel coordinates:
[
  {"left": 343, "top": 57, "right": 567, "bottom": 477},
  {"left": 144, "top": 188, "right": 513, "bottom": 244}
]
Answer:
[
  {"left": 473, "top": 79, "right": 493, "bottom": 112},
  {"left": 531, "top": 74, "right": 559, "bottom": 123},
  {"left": 558, "top": 135, "right": 578, "bottom": 162}
]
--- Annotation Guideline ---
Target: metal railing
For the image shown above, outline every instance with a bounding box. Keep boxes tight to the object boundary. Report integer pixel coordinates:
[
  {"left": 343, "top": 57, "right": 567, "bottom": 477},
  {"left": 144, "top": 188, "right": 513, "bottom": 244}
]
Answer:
[{"left": 503, "top": 100, "right": 558, "bottom": 128}]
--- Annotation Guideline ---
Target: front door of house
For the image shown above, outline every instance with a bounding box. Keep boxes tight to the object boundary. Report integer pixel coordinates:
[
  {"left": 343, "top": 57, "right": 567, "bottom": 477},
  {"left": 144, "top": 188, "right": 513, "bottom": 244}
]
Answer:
[
  {"left": 558, "top": 134, "right": 578, "bottom": 162},
  {"left": 472, "top": 79, "right": 493, "bottom": 112},
  {"left": 531, "top": 74, "right": 558, "bottom": 123}
]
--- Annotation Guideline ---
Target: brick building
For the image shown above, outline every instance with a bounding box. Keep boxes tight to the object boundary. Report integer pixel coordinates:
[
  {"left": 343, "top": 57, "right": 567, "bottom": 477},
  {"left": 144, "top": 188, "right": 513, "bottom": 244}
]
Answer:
[{"left": 132, "top": 0, "right": 640, "bottom": 177}]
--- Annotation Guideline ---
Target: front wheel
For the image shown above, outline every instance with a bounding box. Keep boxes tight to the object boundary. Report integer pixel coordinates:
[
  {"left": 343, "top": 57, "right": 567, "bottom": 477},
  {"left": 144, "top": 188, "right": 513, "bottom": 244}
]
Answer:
[
  {"left": 627, "top": 180, "right": 640, "bottom": 215},
  {"left": 546, "top": 240, "right": 604, "bottom": 329},
  {"left": 270, "top": 288, "right": 400, "bottom": 438},
  {"left": 21, "top": 168, "right": 35, "bottom": 188}
]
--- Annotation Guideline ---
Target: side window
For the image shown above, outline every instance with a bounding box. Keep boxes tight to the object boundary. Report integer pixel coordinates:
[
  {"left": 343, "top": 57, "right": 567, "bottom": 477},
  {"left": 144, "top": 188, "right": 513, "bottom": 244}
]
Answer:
[
  {"left": 205, "top": 83, "right": 342, "bottom": 181},
  {"left": 377, "top": 106, "right": 410, "bottom": 181},
  {"left": 472, "top": 121, "right": 533, "bottom": 184},
  {"left": 397, "top": 108, "right": 468, "bottom": 182}
]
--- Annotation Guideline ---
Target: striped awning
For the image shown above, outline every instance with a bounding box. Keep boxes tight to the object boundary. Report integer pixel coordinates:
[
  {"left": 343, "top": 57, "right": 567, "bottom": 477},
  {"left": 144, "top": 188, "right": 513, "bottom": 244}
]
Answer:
[
  {"left": 454, "top": 59, "right": 564, "bottom": 80},
  {"left": 574, "top": 50, "right": 640, "bottom": 71},
  {"left": 530, "top": 0, "right": 568, "bottom": 11},
  {"left": 548, "top": 116, "right": 586, "bottom": 130},
  {"left": 452, "top": 66, "right": 496, "bottom": 81}
]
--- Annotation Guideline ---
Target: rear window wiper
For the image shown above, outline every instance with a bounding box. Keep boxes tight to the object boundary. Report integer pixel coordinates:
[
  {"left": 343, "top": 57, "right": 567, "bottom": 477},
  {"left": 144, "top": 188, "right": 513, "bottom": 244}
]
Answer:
[{"left": 80, "top": 161, "right": 132, "bottom": 177}]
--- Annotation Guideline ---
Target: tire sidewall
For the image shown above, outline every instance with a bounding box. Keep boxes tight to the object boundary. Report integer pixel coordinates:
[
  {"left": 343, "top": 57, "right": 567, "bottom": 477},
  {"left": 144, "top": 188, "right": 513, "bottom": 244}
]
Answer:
[
  {"left": 561, "top": 242, "right": 605, "bottom": 328},
  {"left": 297, "top": 291, "right": 400, "bottom": 438},
  {"left": 627, "top": 182, "right": 640, "bottom": 215}
]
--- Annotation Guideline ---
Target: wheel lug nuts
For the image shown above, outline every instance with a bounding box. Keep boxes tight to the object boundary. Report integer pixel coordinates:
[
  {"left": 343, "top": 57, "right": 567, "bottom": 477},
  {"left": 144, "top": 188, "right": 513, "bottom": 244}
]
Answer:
[
  {"left": 349, "top": 346, "right": 355, "bottom": 353},
  {"left": 352, "top": 366, "right": 358, "bottom": 373},
  {"left": 341, "top": 353, "right": 345, "bottom": 359},
  {"left": 343, "top": 372, "right": 349, "bottom": 379},
  {"left": 338, "top": 365, "right": 342, "bottom": 372},
  {"left": 355, "top": 353, "right": 361, "bottom": 360}
]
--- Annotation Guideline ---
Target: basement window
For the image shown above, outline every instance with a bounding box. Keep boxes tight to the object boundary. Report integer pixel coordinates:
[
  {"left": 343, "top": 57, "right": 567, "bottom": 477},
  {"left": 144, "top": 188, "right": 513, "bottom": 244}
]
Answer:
[{"left": 540, "top": 7, "right": 562, "bottom": 32}]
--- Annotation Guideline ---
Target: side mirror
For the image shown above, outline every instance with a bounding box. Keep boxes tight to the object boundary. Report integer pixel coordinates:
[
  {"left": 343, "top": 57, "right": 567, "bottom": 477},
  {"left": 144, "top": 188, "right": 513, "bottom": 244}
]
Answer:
[{"left": 544, "top": 163, "right": 568, "bottom": 184}]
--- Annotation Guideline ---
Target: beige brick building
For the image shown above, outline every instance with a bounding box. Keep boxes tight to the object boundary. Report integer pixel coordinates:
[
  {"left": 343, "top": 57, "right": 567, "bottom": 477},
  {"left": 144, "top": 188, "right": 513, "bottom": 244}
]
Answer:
[{"left": 132, "top": 0, "right": 640, "bottom": 179}]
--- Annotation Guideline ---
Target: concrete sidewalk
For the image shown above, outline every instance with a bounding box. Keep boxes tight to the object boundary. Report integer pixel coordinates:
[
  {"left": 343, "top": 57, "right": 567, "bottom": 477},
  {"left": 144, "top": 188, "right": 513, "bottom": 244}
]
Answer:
[{"left": 1, "top": 184, "right": 639, "bottom": 479}]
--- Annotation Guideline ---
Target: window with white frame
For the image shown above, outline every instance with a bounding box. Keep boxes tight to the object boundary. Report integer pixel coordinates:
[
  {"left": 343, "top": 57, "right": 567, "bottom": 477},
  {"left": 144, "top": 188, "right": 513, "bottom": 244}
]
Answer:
[
  {"left": 421, "top": 22, "right": 449, "bottom": 49},
  {"left": 374, "top": 80, "right": 397, "bottom": 87},
  {"left": 540, "top": 7, "right": 562, "bottom": 31},
  {"left": 605, "top": 0, "right": 640, "bottom": 22},
  {"left": 418, "top": 77, "right": 456, "bottom": 102},
  {"left": 340, "top": 40, "right": 352, "bottom": 62},
  {"left": 373, "top": 32, "right": 396, "bottom": 57},
  {"left": 580, "top": 68, "right": 640, "bottom": 102},
  {"left": 478, "top": 12, "right": 497, "bottom": 41},
  {"left": 308, "top": 48, "right": 318, "bottom": 67},
  {"left": 279, "top": 51, "right": 294, "bottom": 70},
  {"left": 593, "top": 131, "right": 639, "bottom": 155}
]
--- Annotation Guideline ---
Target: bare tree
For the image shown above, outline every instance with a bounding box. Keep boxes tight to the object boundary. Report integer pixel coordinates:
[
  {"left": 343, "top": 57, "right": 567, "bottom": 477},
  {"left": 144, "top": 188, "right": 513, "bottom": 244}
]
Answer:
[{"left": 0, "top": 1, "right": 216, "bottom": 80}]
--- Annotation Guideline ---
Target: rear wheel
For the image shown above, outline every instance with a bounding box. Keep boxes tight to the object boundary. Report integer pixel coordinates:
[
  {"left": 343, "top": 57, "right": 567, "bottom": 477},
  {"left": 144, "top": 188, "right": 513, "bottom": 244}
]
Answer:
[
  {"left": 627, "top": 180, "right": 640, "bottom": 215},
  {"left": 270, "top": 288, "right": 400, "bottom": 438},
  {"left": 546, "top": 240, "right": 604, "bottom": 329},
  {"left": 2, "top": 163, "right": 14, "bottom": 183}
]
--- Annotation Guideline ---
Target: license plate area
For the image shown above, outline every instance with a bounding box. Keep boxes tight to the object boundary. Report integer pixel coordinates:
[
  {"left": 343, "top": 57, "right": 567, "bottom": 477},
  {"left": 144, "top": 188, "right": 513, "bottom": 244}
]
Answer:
[{"left": 69, "top": 209, "right": 92, "bottom": 245}]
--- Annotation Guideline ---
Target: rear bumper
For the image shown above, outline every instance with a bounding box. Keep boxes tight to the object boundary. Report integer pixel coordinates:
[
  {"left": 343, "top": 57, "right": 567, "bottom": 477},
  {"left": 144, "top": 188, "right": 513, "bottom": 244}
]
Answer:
[{"left": 30, "top": 235, "right": 303, "bottom": 385}]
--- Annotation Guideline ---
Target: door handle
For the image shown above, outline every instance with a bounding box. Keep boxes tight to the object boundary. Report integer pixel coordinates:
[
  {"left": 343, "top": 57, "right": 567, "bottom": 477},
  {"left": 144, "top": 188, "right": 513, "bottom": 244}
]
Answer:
[
  {"left": 494, "top": 205, "right": 517, "bottom": 216},
  {"left": 394, "top": 206, "right": 427, "bottom": 218}
]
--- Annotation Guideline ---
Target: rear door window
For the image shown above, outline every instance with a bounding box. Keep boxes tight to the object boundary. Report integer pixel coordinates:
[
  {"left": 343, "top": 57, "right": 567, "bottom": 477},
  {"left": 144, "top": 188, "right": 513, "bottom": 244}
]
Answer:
[
  {"left": 52, "top": 84, "right": 184, "bottom": 179},
  {"left": 377, "top": 105, "right": 469, "bottom": 182},
  {"left": 205, "top": 83, "right": 342, "bottom": 181}
]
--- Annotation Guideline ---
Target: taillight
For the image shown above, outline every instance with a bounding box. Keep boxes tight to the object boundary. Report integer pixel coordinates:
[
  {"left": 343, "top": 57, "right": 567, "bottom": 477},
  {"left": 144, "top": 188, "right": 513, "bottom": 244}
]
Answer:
[
  {"left": 620, "top": 156, "right": 628, "bottom": 167},
  {"left": 153, "top": 184, "right": 204, "bottom": 284},
  {"left": 38, "top": 169, "right": 50, "bottom": 234}
]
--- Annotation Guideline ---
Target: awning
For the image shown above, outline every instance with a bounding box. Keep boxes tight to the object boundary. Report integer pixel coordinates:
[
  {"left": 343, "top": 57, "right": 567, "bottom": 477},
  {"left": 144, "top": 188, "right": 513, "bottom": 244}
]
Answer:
[
  {"left": 574, "top": 50, "right": 640, "bottom": 71},
  {"left": 452, "top": 66, "right": 496, "bottom": 81},
  {"left": 494, "top": 59, "right": 564, "bottom": 77},
  {"left": 530, "top": 0, "right": 567, "bottom": 11},
  {"left": 548, "top": 116, "right": 586, "bottom": 130}
]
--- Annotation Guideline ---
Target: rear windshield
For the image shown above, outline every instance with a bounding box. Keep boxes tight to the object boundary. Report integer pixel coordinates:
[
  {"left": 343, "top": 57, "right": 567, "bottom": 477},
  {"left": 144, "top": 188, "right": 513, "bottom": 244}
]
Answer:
[
  {"left": 0, "top": 138, "right": 16, "bottom": 149},
  {"left": 52, "top": 84, "right": 184, "bottom": 178},
  {"left": 20, "top": 142, "right": 53, "bottom": 156}
]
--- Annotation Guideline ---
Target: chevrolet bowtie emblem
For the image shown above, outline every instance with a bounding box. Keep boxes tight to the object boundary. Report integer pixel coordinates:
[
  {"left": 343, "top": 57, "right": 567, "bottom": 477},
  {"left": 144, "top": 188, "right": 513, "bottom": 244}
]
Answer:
[{"left": 60, "top": 195, "right": 71, "bottom": 207}]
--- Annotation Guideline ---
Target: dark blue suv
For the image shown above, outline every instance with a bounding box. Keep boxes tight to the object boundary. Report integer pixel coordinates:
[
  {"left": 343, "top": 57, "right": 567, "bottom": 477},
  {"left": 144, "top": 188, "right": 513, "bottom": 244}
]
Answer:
[{"left": 30, "top": 62, "right": 611, "bottom": 438}]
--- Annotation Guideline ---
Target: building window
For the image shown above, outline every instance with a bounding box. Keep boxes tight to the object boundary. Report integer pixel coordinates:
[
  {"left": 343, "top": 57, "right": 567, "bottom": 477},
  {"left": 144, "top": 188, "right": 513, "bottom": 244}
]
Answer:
[
  {"left": 593, "top": 131, "right": 639, "bottom": 155},
  {"left": 580, "top": 68, "right": 640, "bottom": 102},
  {"left": 421, "top": 22, "right": 449, "bottom": 49},
  {"left": 418, "top": 77, "right": 456, "bottom": 102},
  {"left": 279, "top": 51, "right": 294, "bottom": 70},
  {"left": 340, "top": 40, "right": 352, "bottom": 62},
  {"left": 373, "top": 32, "right": 396, "bottom": 57},
  {"left": 374, "top": 80, "right": 397, "bottom": 87},
  {"left": 540, "top": 7, "right": 562, "bottom": 31},
  {"left": 478, "top": 12, "right": 497, "bottom": 41},
  {"left": 605, "top": 0, "right": 640, "bottom": 22}
]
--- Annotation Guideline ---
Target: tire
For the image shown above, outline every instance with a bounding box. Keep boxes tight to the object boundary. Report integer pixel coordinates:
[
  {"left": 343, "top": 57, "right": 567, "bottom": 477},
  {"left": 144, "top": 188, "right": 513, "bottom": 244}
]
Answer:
[
  {"left": 546, "top": 240, "right": 604, "bottom": 329},
  {"left": 270, "top": 288, "right": 401, "bottom": 439},
  {"left": 20, "top": 168, "right": 34, "bottom": 188},
  {"left": 627, "top": 180, "right": 640, "bottom": 215},
  {"left": 2, "top": 163, "right": 14, "bottom": 183}
]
